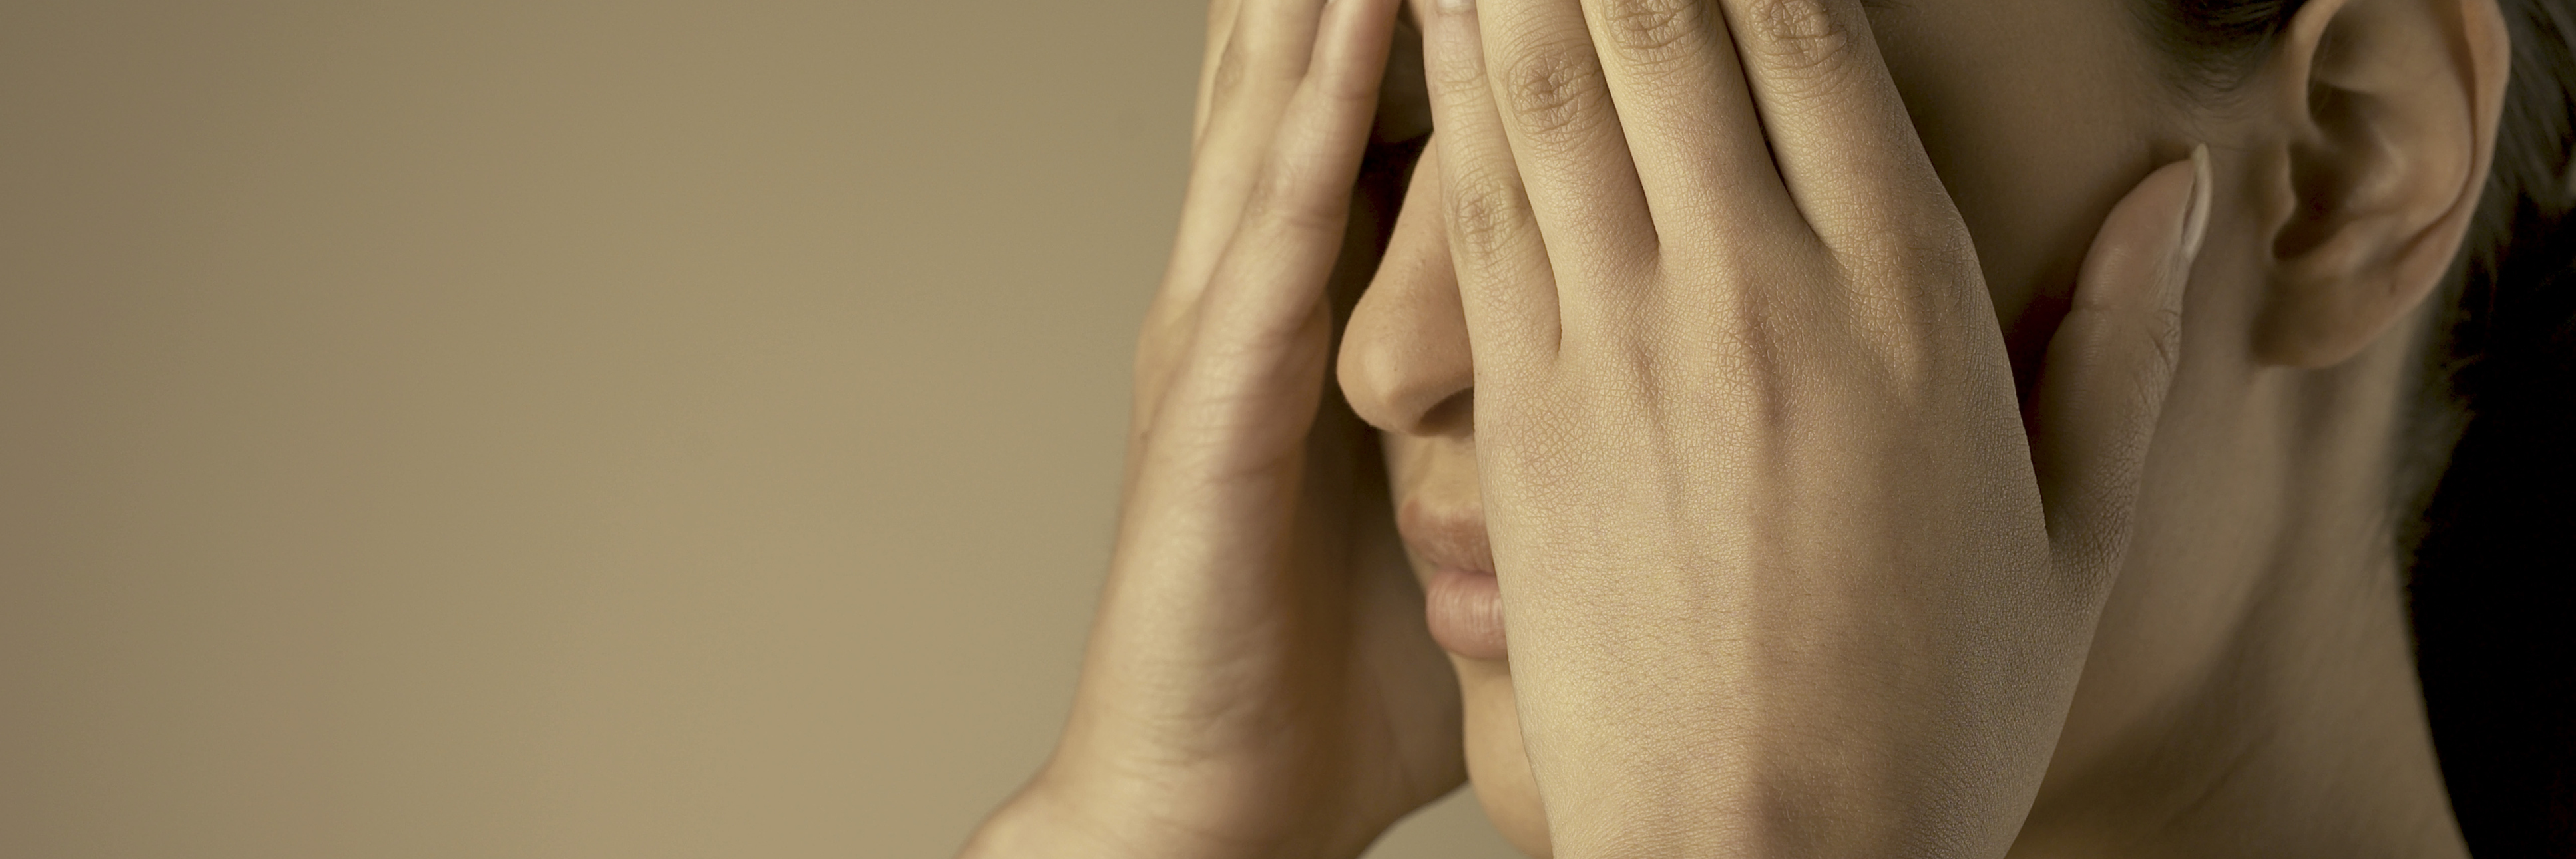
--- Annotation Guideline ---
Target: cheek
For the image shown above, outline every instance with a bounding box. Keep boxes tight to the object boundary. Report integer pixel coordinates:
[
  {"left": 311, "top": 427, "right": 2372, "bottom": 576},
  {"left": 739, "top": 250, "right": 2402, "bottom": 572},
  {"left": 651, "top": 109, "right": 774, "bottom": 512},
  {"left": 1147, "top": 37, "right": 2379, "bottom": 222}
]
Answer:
[{"left": 1872, "top": 2, "right": 2169, "bottom": 390}]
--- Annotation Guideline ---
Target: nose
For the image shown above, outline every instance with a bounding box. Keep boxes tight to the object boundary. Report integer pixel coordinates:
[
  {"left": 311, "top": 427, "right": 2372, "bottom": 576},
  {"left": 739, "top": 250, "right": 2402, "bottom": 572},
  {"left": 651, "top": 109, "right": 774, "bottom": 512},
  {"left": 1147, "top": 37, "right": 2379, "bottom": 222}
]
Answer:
[{"left": 1339, "top": 143, "right": 1476, "bottom": 438}]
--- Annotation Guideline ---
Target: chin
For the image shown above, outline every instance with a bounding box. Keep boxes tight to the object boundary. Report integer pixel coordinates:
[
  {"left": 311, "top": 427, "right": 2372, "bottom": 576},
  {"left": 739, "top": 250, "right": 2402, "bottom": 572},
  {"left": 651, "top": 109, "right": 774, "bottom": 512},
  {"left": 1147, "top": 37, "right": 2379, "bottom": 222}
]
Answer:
[{"left": 1454, "top": 657, "right": 1553, "bottom": 856}]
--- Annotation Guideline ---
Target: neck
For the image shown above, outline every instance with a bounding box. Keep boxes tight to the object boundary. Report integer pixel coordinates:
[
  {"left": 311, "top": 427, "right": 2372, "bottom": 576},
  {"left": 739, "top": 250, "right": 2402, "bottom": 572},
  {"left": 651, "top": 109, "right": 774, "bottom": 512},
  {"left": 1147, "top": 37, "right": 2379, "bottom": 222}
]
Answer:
[
  {"left": 2015, "top": 329, "right": 2469, "bottom": 858},
  {"left": 2139, "top": 526, "right": 2465, "bottom": 858}
]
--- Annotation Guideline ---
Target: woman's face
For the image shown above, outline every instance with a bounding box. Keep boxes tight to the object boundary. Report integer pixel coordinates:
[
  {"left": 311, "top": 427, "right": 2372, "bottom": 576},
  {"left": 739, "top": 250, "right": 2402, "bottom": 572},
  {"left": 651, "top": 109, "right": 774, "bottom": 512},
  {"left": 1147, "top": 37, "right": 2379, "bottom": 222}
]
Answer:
[{"left": 1341, "top": 0, "right": 2205, "bottom": 851}]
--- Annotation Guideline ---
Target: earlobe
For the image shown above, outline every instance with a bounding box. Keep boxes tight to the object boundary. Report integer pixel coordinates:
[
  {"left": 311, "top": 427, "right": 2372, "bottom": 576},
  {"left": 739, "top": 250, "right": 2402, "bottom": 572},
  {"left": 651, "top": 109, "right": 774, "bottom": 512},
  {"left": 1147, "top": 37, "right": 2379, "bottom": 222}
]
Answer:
[{"left": 2251, "top": 0, "right": 2511, "bottom": 368}]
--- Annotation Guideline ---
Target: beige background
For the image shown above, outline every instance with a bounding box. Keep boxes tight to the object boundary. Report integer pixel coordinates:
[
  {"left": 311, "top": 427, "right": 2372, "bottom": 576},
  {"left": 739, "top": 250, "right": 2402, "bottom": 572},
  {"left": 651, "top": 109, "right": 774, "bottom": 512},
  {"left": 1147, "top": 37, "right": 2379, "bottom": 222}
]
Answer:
[{"left": 0, "top": 1, "right": 1515, "bottom": 856}]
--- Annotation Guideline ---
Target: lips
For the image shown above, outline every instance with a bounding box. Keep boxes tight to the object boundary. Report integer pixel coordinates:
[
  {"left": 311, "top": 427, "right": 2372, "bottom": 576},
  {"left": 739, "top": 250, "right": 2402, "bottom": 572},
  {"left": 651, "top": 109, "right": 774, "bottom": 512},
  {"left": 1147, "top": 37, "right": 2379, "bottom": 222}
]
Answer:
[{"left": 1398, "top": 499, "right": 1508, "bottom": 661}]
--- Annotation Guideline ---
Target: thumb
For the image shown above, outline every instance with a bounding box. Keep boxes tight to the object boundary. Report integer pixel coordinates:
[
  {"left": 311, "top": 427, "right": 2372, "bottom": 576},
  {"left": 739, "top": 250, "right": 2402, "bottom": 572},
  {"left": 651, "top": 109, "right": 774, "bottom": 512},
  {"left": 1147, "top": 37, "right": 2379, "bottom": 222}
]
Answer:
[{"left": 2030, "top": 144, "right": 2212, "bottom": 587}]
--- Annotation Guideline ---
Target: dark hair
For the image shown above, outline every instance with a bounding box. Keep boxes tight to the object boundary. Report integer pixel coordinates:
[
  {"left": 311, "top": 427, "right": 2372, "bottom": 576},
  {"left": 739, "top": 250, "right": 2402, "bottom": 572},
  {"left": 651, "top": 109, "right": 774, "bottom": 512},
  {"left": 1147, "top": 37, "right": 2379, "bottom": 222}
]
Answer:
[{"left": 2144, "top": 0, "right": 2576, "bottom": 853}]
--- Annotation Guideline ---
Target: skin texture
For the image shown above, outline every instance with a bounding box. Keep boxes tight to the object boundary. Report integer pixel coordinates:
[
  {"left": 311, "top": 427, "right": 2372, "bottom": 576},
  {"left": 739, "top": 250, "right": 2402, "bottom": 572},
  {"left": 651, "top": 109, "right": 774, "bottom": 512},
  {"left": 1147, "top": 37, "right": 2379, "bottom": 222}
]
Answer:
[{"left": 962, "top": 0, "right": 2513, "bottom": 855}]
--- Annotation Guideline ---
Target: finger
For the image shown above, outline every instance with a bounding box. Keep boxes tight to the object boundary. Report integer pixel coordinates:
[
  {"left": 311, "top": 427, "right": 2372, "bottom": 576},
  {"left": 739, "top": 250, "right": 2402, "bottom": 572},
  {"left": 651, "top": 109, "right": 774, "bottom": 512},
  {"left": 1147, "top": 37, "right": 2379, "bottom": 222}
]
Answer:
[
  {"left": 1144, "top": 0, "right": 1399, "bottom": 499},
  {"left": 1143, "top": 0, "right": 1343, "bottom": 448},
  {"left": 1475, "top": 0, "right": 1657, "bottom": 293},
  {"left": 1422, "top": 0, "right": 1561, "bottom": 371},
  {"left": 1207, "top": 0, "right": 1334, "bottom": 154},
  {"left": 1190, "top": 0, "right": 1408, "bottom": 386},
  {"left": 1191, "top": 0, "right": 1248, "bottom": 150},
  {"left": 1577, "top": 0, "right": 1798, "bottom": 250},
  {"left": 1164, "top": 0, "right": 1339, "bottom": 315},
  {"left": 2028, "top": 146, "right": 2210, "bottom": 593},
  {"left": 1714, "top": 0, "right": 1948, "bottom": 255}
]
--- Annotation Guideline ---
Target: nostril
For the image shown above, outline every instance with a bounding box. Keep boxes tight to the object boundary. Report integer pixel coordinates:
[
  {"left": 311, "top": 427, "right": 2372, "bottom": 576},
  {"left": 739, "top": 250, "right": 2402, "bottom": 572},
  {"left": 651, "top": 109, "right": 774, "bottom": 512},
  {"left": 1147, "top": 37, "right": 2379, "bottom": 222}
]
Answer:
[
  {"left": 1417, "top": 389, "right": 1474, "bottom": 437},
  {"left": 1336, "top": 322, "right": 1476, "bottom": 438}
]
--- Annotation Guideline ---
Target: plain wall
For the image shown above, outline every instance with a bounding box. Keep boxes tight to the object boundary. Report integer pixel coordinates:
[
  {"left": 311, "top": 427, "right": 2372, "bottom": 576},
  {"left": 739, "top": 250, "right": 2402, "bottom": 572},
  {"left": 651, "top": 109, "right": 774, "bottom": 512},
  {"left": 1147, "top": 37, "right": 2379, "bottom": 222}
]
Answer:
[{"left": 0, "top": 1, "right": 1516, "bottom": 856}]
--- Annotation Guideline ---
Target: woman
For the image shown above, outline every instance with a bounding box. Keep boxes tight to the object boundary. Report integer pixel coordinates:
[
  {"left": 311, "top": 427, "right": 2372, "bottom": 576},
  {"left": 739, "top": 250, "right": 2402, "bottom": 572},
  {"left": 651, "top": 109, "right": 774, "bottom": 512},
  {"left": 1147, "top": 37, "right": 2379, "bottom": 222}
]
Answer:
[{"left": 963, "top": 0, "right": 2573, "bottom": 854}]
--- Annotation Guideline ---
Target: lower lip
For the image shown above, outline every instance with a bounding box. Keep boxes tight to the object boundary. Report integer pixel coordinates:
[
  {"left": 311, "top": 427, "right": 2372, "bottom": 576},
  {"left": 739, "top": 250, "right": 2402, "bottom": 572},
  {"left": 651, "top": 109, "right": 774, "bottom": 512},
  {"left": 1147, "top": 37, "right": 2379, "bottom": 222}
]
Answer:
[{"left": 1424, "top": 566, "right": 1507, "bottom": 661}]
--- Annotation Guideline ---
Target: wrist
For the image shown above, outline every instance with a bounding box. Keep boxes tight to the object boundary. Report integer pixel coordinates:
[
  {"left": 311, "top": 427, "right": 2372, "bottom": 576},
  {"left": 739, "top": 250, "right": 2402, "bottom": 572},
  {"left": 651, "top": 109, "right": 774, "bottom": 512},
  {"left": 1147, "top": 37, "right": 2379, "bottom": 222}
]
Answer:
[
  {"left": 957, "top": 781, "right": 1129, "bottom": 859},
  {"left": 961, "top": 763, "right": 1364, "bottom": 859}
]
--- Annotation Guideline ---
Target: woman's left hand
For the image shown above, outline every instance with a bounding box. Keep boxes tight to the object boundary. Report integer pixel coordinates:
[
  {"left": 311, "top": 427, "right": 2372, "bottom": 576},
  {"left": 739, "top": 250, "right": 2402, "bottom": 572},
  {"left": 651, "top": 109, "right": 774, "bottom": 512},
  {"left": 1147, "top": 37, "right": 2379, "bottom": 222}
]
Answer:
[{"left": 1414, "top": 0, "right": 2211, "bottom": 854}]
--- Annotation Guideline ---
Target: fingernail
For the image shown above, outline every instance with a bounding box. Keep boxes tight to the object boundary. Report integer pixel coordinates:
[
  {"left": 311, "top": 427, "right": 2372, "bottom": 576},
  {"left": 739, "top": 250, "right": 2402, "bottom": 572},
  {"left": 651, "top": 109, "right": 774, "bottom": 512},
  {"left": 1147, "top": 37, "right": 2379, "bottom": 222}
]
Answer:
[
  {"left": 1437, "top": 0, "right": 1476, "bottom": 13},
  {"left": 2179, "top": 143, "right": 2212, "bottom": 270}
]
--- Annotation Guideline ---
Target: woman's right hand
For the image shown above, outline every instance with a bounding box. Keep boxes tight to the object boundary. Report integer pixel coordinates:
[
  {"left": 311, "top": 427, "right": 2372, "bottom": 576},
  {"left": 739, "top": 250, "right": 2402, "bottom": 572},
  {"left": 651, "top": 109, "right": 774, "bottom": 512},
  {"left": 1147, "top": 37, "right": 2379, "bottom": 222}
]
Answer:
[{"left": 959, "top": 0, "right": 1463, "bottom": 857}]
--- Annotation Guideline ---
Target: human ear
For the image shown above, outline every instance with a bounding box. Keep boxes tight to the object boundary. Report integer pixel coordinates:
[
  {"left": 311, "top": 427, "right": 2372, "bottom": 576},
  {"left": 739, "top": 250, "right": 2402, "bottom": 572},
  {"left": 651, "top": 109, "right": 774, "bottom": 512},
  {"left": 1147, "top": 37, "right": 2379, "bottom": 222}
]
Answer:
[{"left": 2251, "top": 0, "right": 2511, "bottom": 367}]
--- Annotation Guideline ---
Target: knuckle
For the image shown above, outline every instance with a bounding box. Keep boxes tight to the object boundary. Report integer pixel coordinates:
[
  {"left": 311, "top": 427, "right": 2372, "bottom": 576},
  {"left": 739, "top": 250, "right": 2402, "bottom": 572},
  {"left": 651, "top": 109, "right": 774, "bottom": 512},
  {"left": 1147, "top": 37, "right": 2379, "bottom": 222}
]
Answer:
[
  {"left": 1501, "top": 42, "right": 1612, "bottom": 143},
  {"left": 1431, "top": 41, "right": 1490, "bottom": 97},
  {"left": 1211, "top": 22, "right": 1316, "bottom": 109},
  {"left": 1600, "top": 0, "right": 1708, "bottom": 65},
  {"left": 1245, "top": 152, "right": 1343, "bottom": 234},
  {"left": 1444, "top": 168, "right": 1526, "bottom": 266},
  {"left": 1309, "top": 55, "right": 1381, "bottom": 106},
  {"left": 1211, "top": 38, "right": 1253, "bottom": 105},
  {"left": 2139, "top": 302, "right": 2186, "bottom": 381},
  {"left": 1742, "top": 0, "right": 1858, "bottom": 77}
]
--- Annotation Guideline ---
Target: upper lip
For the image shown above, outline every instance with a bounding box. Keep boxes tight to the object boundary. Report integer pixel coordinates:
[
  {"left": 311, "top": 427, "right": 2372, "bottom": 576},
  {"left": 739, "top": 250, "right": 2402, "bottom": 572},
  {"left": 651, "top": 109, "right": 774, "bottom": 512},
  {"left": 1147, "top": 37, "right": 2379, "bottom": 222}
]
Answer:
[{"left": 1396, "top": 497, "right": 1495, "bottom": 576}]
